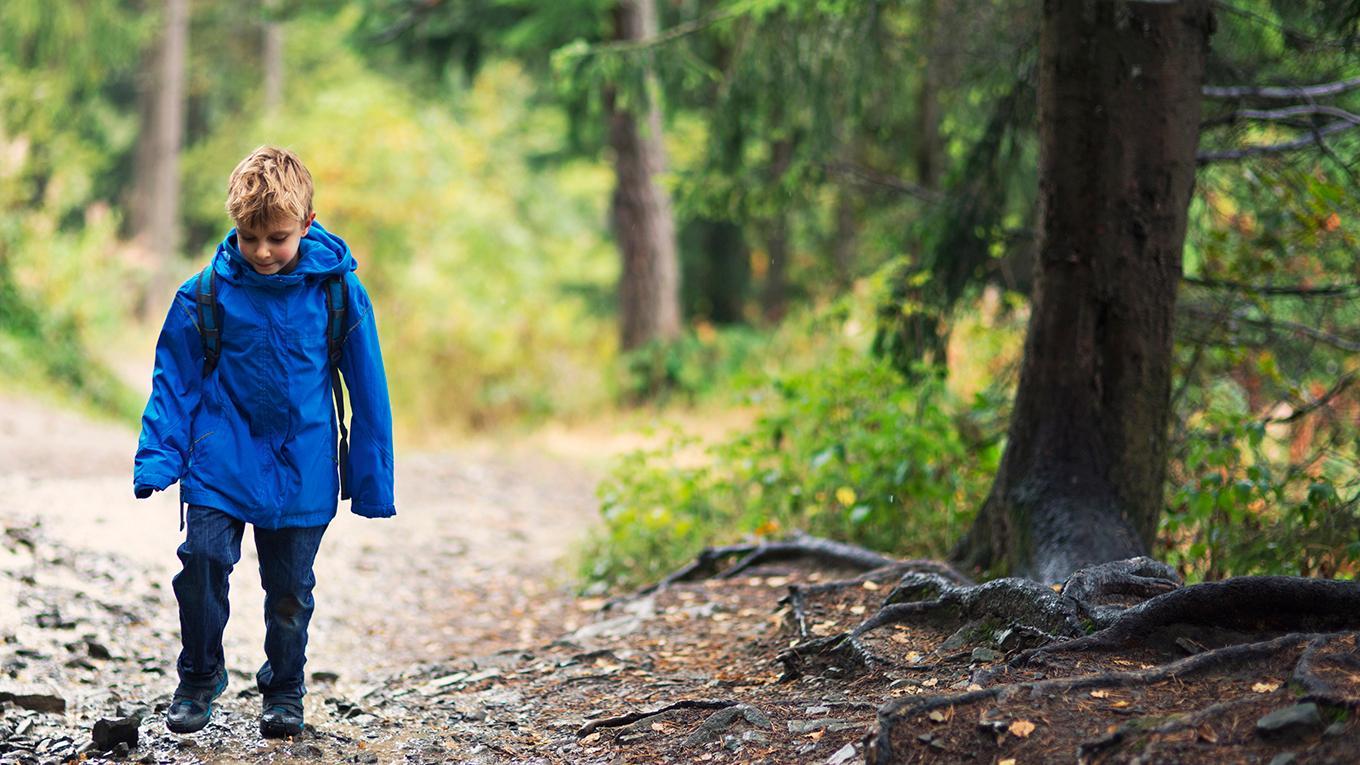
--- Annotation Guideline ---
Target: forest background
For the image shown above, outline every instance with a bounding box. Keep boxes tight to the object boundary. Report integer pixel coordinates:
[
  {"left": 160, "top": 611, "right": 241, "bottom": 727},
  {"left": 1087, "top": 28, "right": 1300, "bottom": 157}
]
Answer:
[{"left": 3, "top": 0, "right": 1359, "bottom": 593}]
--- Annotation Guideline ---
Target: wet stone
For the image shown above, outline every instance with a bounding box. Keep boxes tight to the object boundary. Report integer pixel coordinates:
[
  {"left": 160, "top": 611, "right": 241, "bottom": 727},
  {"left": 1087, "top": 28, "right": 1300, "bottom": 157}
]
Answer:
[
  {"left": 1256, "top": 703, "right": 1324, "bottom": 740},
  {"left": 92, "top": 716, "right": 141, "bottom": 751}
]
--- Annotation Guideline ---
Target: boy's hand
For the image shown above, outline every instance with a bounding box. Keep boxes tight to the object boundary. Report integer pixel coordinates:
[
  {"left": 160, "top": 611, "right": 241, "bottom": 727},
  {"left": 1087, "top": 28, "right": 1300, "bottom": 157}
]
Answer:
[{"left": 134, "top": 485, "right": 157, "bottom": 499}]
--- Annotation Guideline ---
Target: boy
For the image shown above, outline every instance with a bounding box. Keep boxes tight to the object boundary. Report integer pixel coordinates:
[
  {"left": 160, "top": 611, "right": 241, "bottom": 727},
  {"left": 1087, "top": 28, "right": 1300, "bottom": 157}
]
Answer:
[{"left": 133, "top": 146, "right": 395, "bottom": 738}]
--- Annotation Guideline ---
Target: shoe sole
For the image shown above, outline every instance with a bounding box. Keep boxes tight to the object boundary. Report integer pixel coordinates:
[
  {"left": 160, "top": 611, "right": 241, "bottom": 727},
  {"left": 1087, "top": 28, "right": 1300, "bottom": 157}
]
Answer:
[
  {"left": 260, "top": 719, "right": 303, "bottom": 739},
  {"left": 166, "top": 714, "right": 212, "bottom": 735}
]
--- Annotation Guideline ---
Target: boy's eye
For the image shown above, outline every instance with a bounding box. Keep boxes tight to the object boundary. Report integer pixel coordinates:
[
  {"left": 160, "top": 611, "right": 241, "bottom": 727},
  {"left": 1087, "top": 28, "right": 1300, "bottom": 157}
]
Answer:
[{"left": 269, "top": 236, "right": 287, "bottom": 243}]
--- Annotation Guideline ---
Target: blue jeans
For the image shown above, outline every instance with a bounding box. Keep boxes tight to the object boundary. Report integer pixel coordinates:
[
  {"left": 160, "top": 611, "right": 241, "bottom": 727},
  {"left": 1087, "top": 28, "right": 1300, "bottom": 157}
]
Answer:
[{"left": 173, "top": 504, "right": 328, "bottom": 702}]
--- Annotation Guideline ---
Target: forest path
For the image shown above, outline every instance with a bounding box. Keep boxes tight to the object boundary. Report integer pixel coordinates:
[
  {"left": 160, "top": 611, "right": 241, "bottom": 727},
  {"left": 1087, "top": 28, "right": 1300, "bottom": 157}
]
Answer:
[{"left": 0, "top": 392, "right": 603, "bottom": 763}]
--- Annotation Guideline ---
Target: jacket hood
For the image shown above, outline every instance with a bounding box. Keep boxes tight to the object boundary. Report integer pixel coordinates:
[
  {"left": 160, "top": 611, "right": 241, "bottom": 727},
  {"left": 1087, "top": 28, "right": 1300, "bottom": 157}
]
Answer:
[{"left": 213, "top": 220, "right": 357, "bottom": 289}]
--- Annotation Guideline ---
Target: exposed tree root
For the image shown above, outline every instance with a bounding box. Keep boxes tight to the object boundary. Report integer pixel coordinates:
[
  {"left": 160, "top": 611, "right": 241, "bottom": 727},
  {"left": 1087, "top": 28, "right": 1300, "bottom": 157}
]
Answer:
[
  {"left": 1006, "top": 576, "right": 1360, "bottom": 673},
  {"left": 779, "top": 570, "right": 1095, "bottom": 680},
  {"left": 866, "top": 632, "right": 1357, "bottom": 764},
  {"left": 575, "top": 699, "right": 737, "bottom": 737}
]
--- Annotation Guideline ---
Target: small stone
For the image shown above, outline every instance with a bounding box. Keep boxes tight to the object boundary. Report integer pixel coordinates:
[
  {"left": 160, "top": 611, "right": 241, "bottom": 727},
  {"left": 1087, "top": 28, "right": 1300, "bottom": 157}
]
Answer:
[
  {"left": 971, "top": 647, "right": 1003, "bottom": 663},
  {"left": 1256, "top": 704, "right": 1323, "bottom": 740},
  {"left": 721, "top": 734, "right": 743, "bottom": 752},
  {"left": 1268, "top": 754, "right": 1297, "bottom": 765},
  {"left": 805, "top": 705, "right": 831, "bottom": 715},
  {"left": 92, "top": 716, "right": 140, "bottom": 751},
  {"left": 310, "top": 671, "right": 340, "bottom": 684},
  {"left": 112, "top": 741, "right": 130, "bottom": 757},
  {"left": 1324, "top": 722, "right": 1346, "bottom": 738},
  {"left": 86, "top": 641, "right": 113, "bottom": 660},
  {"left": 788, "top": 718, "right": 849, "bottom": 733},
  {"left": 827, "top": 742, "right": 856, "bottom": 765}
]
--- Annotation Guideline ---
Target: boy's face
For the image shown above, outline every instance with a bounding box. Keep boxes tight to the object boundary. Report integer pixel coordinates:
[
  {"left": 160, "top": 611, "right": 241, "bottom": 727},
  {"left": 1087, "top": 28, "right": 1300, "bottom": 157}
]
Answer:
[{"left": 236, "top": 212, "right": 316, "bottom": 275}]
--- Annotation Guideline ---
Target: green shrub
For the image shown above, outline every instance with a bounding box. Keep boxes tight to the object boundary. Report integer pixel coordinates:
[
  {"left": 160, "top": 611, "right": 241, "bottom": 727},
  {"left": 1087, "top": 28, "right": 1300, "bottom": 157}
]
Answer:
[{"left": 580, "top": 351, "right": 1000, "bottom": 589}]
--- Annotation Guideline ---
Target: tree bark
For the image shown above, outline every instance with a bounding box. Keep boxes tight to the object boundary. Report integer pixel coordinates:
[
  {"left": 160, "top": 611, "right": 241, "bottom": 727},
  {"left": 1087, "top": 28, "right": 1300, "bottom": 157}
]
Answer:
[
  {"left": 607, "top": 0, "right": 681, "bottom": 351},
  {"left": 954, "top": 0, "right": 1214, "bottom": 582},
  {"left": 131, "top": 0, "right": 188, "bottom": 317}
]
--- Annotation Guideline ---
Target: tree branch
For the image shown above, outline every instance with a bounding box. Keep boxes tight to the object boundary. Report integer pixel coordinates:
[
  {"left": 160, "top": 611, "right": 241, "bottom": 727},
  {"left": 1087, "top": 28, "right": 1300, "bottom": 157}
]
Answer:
[
  {"left": 1196, "top": 121, "right": 1359, "bottom": 164},
  {"left": 1182, "top": 276, "right": 1360, "bottom": 298},
  {"left": 1202, "top": 104, "right": 1360, "bottom": 129},
  {"left": 1180, "top": 303, "right": 1360, "bottom": 353},
  {"left": 1203, "top": 75, "right": 1360, "bottom": 100}
]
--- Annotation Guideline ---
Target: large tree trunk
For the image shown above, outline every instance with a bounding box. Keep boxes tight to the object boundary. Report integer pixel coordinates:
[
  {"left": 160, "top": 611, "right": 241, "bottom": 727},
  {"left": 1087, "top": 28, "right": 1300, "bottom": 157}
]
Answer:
[
  {"left": 954, "top": 0, "right": 1214, "bottom": 583},
  {"left": 607, "top": 0, "right": 681, "bottom": 351},
  {"left": 131, "top": 0, "right": 188, "bottom": 317}
]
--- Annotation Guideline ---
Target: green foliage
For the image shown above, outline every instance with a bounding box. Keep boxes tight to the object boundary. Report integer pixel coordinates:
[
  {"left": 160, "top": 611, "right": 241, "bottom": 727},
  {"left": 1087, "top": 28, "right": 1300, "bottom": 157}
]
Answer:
[
  {"left": 1164, "top": 413, "right": 1360, "bottom": 581},
  {"left": 0, "top": 1, "right": 145, "bottom": 417},
  {"left": 181, "top": 12, "right": 619, "bottom": 432},
  {"left": 581, "top": 350, "right": 1000, "bottom": 589}
]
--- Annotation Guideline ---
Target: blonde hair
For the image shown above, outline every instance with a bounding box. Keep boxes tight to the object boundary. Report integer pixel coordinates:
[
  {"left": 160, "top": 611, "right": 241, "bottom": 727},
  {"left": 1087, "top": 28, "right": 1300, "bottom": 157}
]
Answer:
[{"left": 226, "top": 146, "right": 314, "bottom": 229}]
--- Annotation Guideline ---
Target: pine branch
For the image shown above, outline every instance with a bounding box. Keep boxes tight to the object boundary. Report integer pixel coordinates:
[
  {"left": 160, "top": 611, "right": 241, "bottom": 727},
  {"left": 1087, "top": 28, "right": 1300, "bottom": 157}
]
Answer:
[
  {"left": 1203, "top": 75, "right": 1360, "bottom": 100},
  {"left": 1196, "top": 120, "right": 1359, "bottom": 164}
]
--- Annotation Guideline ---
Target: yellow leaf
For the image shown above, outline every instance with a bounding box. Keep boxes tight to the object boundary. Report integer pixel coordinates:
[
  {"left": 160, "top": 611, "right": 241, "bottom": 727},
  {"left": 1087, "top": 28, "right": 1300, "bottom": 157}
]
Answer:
[
  {"left": 999, "top": 760, "right": 1017, "bottom": 765},
  {"left": 835, "top": 486, "right": 858, "bottom": 506},
  {"left": 850, "top": 605, "right": 867, "bottom": 615},
  {"left": 1089, "top": 690, "right": 1109, "bottom": 699},
  {"left": 862, "top": 580, "right": 880, "bottom": 591},
  {"left": 1008, "top": 720, "right": 1037, "bottom": 738},
  {"left": 922, "top": 677, "right": 939, "bottom": 688},
  {"left": 1111, "top": 700, "right": 1131, "bottom": 709},
  {"left": 1252, "top": 681, "right": 1280, "bottom": 693},
  {"left": 928, "top": 710, "right": 947, "bottom": 722}
]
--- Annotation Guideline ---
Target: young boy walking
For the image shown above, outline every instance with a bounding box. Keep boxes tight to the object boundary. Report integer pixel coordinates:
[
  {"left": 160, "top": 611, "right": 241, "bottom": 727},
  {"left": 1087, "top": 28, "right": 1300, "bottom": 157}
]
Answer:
[{"left": 133, "top": 146, "right": 395, "bottom": 737}]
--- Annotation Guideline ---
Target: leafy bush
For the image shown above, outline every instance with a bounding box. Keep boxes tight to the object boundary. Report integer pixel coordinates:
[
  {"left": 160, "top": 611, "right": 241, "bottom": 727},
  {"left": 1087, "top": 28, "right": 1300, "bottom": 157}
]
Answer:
[{"left": 580, "top": 350, "right": 1000, "bottom": 589}]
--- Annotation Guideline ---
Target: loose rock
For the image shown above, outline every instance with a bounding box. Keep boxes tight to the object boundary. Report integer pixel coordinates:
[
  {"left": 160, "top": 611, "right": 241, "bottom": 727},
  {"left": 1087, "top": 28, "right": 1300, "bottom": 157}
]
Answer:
[
  {"left": 1256, "top": 704, "right": 1324, "bottom": 740},
  {"left": 92, "top": 716, "right": 141, "bottom": 751}
]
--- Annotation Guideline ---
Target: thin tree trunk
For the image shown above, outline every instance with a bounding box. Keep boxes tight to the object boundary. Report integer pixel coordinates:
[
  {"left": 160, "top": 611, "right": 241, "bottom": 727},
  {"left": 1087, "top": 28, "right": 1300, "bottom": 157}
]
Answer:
[
  {"left": 608, "top": 0, "right": 681, "bottom": 351},
  {"left": 133, "top": 0, "right": 188, "bottom": 317},
  {"left": 761, "top": 138, "right": 794, "bottom": 323},
  {"left": 263, "top": 0, "right": 284, "bottom": 112},
  {"left": 914, "top": 0, "right": 944, "bottom": 191},
  {"left": 954, "top": 0, "right": 1214, "bottom": 582}
]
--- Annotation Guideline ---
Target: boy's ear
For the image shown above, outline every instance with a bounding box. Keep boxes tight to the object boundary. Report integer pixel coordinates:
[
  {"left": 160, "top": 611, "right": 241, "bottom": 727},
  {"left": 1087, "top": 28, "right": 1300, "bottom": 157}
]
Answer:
[{"left": 301, "top": 211, "right": 317, "bottom": 236}]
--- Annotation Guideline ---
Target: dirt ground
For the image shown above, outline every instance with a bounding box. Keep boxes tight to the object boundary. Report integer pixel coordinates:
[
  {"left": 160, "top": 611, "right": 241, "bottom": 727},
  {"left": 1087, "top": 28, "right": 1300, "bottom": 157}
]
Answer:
[{"left": 2, "top": 394, "right": 1358, "bottom": 765}]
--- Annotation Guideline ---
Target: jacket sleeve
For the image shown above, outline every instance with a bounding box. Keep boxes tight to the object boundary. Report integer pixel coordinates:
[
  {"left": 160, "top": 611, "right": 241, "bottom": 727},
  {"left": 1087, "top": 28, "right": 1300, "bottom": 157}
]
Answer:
[
  {"left": 338, "top": 279, "right": 396, "bottom": 518},
  {"left": 134, "top": 292, "right": 203, "bottom": 497}
]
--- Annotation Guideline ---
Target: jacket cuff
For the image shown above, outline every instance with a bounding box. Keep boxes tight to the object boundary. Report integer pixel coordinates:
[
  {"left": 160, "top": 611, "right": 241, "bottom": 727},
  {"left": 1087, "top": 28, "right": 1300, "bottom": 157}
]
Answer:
[
  {"left": 352, "top": 502, "right": 396, "bottom": 519},
  {"left": 133, "top": 473, "right": 177, "bottom": 498}
]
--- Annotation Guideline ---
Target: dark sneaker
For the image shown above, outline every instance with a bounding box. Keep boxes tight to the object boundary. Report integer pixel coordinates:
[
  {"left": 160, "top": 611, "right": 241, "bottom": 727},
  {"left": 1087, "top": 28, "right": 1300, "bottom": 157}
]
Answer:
[
  {"left": 260, "top": 698, "right": 304, "bottom": 739},
  {"left": 166, "top": 670, "right": 228, "bottom": 734}
]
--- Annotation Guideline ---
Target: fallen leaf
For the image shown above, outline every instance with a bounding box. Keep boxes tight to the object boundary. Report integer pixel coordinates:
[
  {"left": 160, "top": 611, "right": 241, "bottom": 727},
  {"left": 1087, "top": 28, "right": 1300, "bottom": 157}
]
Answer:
[
  {"left": 1050, "top": 583, "right": 1063, "bottom": 592},
  {"left": 1009, "top": 719, "right": 1037, "bottom": 738},
  {"left": 1111, "top": 700, "right": 1131, "bottom": 709},
  {"left": 967, "top": 683, "right": 984, "bottom": 692},
  {"left": 850, "top": 605, "right": 867, "bottom": 615},
  {"left": 999, "top": 760, "right": 1017, "bottom": 765},
  {"left": 862, "top": 580, "right": 880, "bottom": 591},
  {"left": 1197, "top": 723, "right": 1218, "bottom": 743},
  {"left": 904, "top": 650, "right": 923, "bottom": 662},
  {"left": 1089, "top": 690, "right": 1109, "bottom": 699},
  {"left": 928, "top": 710, "right": 947, "bottom": 722},
  {"left": 808, "top": 729, "right": 824, "bottom": 740},
  {"left": 651, "top": 722, "right": 671, "bottom": 732},
  {"left": 765, "top": 576, "right": 789, "bottom": 588},
  {"left": 922, "top": 677, "right": 939, "bottom": 688},
  {"left": 1252, "top": 681, "right": 1280, "bottom": 693}
]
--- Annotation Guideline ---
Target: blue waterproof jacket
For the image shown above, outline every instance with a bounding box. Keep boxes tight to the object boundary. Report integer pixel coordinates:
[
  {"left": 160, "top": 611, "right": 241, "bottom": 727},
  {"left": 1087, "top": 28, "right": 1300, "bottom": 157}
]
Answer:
[{"left": 134, "top": 222, "right": 395, "bottom": 528}]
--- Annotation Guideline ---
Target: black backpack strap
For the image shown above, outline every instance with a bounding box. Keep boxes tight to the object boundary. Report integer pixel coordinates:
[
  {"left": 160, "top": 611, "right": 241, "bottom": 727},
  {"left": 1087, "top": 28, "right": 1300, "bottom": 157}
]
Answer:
[
  {"left": 195, "top": 265, "right": 221, "bottom": 375},
  {"left": 324, "top": 275, "right": 351, "bottom": 500}
]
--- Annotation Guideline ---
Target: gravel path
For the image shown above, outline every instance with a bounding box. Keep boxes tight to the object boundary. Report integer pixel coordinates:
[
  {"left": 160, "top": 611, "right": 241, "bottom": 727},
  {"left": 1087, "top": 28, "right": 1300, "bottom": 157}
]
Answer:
[{"left": 0, "top": 393, "right": 600, "bottom": 763}]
